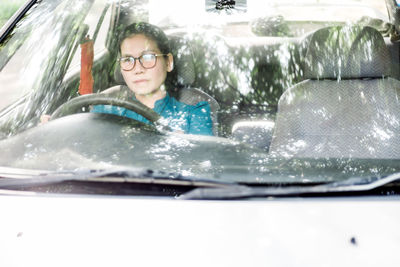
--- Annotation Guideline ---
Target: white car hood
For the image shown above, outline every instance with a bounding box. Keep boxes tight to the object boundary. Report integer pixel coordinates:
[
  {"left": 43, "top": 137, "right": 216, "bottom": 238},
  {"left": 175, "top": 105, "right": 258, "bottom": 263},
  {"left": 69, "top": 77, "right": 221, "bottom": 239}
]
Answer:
[{"left": 0, "top": 193, "right": 399, "bottom": 267}]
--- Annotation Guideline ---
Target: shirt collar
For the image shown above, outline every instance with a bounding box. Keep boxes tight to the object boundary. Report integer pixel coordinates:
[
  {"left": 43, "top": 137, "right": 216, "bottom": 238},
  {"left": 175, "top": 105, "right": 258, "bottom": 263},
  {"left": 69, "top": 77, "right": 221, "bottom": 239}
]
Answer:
[
  {"left": 131, "top": 92, "right": 170, "bottom": 113},
  {"left": 153, "top": 92, "right": 170, "bottom": 113}
]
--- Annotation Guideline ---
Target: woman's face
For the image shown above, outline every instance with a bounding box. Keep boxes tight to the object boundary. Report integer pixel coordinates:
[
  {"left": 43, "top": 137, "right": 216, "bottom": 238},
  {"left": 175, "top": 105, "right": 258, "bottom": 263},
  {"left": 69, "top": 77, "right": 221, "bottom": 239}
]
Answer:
[{"left": 120, "top": 34, "right": 173, "bottom": 96}]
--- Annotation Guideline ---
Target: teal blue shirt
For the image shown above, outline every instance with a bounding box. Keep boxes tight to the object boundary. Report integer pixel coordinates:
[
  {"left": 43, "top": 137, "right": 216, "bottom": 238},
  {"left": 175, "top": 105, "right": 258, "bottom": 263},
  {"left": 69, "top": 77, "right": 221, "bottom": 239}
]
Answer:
[{"left": 91, "top": 93, "right": 213, "bottom": 136}]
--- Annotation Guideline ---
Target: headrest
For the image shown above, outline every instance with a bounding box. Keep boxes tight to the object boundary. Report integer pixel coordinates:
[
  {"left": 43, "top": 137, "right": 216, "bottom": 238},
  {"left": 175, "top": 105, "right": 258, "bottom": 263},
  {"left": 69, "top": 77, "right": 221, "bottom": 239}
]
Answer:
[
  {"left": 114, "top": 35, "right": 196, "bottom": 87},
  {"left": 304, "top": 25, "right": 391, "bottom": 79}
]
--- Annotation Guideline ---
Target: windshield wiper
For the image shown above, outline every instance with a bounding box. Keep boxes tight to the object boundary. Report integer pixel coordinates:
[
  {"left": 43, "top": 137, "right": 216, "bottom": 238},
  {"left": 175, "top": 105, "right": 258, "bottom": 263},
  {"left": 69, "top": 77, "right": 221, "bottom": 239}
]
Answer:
[
  {"left": 0, "top": 167, "right": 236, "bottom": 190},
  {"left": 2, "top": 167, "right": 399, "bottom": 199},
  {"left": 179, "top": 172, "right": 400, "bottom": 200}
]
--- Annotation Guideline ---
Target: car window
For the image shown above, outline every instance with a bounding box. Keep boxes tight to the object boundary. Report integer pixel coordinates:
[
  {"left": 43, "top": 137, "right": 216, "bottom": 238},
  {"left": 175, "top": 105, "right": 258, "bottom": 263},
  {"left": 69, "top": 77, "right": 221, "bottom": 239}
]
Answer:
[
  {"left": 0, "top": 0, "right": 84, "bottom": 112},
  {"left": 0, "top": 0, "right": 26, "bottom": 28}
]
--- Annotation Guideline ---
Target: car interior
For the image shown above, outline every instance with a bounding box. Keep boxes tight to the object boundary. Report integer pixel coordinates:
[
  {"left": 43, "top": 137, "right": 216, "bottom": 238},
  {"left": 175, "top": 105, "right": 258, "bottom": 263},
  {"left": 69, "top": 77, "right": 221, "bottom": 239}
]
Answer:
[{"left": 72, "top": 2, "right": 397, "bottom": 153}]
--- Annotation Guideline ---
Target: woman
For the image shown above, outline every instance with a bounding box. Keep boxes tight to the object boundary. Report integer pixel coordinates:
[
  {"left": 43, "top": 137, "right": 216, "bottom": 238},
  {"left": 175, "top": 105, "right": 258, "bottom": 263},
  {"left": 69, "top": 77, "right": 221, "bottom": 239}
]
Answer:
[{"left": 92, "top": 22, "right": 213, "bottom": 136}]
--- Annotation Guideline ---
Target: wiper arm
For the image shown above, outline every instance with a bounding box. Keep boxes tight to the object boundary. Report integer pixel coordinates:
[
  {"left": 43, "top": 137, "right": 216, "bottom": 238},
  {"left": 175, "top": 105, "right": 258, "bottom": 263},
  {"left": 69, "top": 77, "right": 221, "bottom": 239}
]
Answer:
[
  {"left": 180, "top": 172, "right": 400, "bottom": 200},
  {"left": 2, "top": 167, "right": 399, "bottom": 198},
  {"left": 0, "top": 167, "right": 236, "bottom": 190}
]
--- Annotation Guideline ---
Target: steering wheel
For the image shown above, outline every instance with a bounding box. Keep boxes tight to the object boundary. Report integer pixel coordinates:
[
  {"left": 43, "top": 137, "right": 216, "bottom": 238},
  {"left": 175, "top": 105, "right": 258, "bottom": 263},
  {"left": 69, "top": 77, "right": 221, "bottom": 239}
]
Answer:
[{"left": 51, "top": 94, "right": 165, "bottom": 128}]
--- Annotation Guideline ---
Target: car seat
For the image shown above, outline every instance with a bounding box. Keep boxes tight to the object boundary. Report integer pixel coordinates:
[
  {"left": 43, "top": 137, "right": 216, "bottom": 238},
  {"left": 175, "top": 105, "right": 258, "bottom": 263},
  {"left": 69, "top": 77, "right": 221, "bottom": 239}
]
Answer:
[
  {"left": 269, "top": 25, "right": 400, "bottom": 159},
  {"left": 105, "top": 35, "right": 220, "bottom": 136}
]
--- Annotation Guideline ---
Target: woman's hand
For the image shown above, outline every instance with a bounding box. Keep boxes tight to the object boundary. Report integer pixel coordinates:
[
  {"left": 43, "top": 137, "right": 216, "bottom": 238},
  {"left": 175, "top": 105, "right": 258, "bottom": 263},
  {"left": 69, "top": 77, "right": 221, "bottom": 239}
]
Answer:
[{"left": 39, "top": 115, "right": 51, "bottom": 125}]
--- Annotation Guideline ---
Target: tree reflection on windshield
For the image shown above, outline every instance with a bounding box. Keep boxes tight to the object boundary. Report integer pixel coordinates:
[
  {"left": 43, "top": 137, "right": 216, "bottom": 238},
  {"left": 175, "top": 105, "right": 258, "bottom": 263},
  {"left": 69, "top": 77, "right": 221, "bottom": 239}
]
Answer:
[{"left": 0, "top": 0, "right": 399, "bottom": 184}]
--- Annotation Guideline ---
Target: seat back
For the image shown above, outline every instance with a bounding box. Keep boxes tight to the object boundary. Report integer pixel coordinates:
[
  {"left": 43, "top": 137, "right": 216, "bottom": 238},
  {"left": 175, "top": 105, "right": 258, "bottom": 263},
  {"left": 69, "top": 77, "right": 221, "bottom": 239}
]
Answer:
[{"left": 269, "top": 26, "right": 400, "bottom": 159}]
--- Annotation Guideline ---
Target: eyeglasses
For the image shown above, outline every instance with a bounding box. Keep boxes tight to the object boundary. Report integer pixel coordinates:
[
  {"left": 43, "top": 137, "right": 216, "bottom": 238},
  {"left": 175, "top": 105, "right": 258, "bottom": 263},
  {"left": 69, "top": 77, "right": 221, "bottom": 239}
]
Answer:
[{"left": 118, "top": 53, "right": 168, "bottom": 71}]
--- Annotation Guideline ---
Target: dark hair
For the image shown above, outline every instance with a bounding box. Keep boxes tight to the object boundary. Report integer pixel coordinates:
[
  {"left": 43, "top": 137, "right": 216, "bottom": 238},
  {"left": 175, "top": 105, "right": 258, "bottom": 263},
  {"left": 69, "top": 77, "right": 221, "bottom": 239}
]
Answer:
[{"left": 118, "top": 22, "right": 170, "bottom": 54}]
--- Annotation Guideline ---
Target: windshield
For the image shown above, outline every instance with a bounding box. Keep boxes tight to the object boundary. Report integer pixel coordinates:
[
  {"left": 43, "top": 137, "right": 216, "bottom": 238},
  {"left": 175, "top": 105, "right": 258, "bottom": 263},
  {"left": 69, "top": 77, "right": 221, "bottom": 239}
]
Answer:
[{"left": 0, "top": 0, "right": 399, "bottom": 186}]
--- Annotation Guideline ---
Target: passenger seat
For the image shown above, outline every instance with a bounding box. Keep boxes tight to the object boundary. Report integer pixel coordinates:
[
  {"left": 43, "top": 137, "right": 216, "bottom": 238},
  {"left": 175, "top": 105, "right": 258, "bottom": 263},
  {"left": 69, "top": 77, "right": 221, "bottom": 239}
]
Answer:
[{"left": 269, "top": 25, "right": 400, "bottom": 159}]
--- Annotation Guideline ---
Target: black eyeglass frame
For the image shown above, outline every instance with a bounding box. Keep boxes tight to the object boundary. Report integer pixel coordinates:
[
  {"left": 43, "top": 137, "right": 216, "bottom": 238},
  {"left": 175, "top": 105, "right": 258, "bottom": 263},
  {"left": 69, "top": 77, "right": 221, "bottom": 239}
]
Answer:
[{"left": 118, "top": 53, "right": 168, "bottom": 71}]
